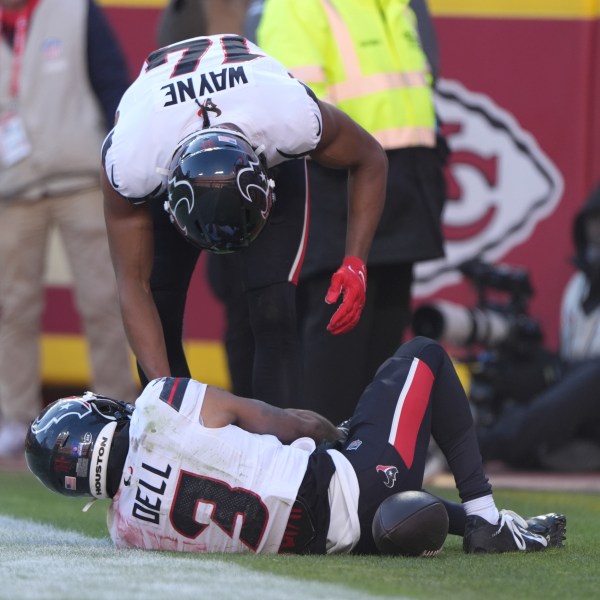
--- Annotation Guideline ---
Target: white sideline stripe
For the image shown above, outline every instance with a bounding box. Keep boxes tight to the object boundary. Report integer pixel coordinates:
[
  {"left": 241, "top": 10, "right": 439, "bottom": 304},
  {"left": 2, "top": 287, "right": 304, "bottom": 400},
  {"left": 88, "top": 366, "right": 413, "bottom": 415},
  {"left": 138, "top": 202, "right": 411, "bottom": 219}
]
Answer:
[{"left": 0, "top": 515, "right": 404, "bottom": 600}]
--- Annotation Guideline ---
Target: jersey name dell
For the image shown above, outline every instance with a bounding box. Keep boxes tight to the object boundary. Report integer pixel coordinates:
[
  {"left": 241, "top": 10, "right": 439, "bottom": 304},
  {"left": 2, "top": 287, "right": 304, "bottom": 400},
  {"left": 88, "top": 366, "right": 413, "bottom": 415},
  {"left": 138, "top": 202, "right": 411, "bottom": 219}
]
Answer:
[
  {"left": 131, "top": 462, "right": 172, "bottom": 525},
  {"left": 160, "top": 67, "right": 249, "bottom": 108}
]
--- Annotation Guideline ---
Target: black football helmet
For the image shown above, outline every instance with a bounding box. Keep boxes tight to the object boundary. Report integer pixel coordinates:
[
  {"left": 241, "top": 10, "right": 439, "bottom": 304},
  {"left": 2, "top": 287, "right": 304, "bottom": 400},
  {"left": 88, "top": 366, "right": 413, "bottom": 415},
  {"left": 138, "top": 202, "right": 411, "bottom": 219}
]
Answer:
[
  {"left": 25, "top": 393, "right": 134, "bottom": 499},
  {"left": 164, "top": 127, "right": 275, "bottom": 254}
]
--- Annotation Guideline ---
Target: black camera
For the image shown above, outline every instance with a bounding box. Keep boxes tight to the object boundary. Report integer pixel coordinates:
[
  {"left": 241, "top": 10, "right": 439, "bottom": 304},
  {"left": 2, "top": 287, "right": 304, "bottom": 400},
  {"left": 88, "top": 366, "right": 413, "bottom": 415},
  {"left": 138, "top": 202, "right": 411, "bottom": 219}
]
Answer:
[
  {"left": 412, "top": 259, "right": 561, "bottom": 423},
  {"left": 412, "top": 259, "right": 542, "bottom": 350}
]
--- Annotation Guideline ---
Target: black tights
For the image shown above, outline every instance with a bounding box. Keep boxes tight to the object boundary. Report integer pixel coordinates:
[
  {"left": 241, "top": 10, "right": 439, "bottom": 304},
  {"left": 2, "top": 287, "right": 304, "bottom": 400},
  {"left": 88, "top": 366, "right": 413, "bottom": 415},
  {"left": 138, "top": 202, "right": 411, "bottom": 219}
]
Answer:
[
  {"left": 247, "top": 282, "right": 301, "bottom": 408},
  {"left": 346, "top": 337, "right": 489, "bottom": 551}
]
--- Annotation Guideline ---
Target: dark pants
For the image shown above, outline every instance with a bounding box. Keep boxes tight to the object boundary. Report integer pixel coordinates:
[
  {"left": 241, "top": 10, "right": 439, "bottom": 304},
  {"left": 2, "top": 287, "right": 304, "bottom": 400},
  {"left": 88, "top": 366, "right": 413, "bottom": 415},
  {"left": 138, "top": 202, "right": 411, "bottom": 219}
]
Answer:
[
  {"left": 477, "top": 357, "right": 600, "bottom": 467},
  {"left": 339, "top": 337, "right": 490, "bottom": 553},
  {"left": 297, "top": 146, "right": 446, "bottom": 425},
  {"left": 206, "top": 252, "right": 254, "bottom": 398},
  {"left": 297, "top": 263, "right": 413, "bottom": 424},
  {"left": 141, "top": 159, "right": 308, "bottom": 409}
]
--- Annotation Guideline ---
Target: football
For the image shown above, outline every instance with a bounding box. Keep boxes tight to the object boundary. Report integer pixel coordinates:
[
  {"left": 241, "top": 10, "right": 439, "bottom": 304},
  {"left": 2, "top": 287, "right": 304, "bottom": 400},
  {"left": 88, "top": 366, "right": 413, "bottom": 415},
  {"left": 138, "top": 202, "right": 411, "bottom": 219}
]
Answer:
[{"left": 372, "top": 491, "right": 449, "bottom": 556}]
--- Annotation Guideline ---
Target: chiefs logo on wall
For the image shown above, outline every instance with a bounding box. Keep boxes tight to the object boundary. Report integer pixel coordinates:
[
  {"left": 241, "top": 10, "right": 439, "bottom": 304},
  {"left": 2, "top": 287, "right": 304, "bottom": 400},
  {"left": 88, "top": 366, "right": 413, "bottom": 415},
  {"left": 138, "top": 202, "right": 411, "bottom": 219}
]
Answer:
[{"left": 415, "top": 79, "right": 564, "bottom": 297}]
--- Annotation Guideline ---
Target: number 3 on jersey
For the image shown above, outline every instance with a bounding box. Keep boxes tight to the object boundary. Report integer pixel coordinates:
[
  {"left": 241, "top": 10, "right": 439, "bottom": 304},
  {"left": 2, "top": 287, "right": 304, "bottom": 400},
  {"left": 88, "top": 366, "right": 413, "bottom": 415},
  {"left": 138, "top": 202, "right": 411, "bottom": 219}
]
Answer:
[{"left": 171, "top": 471, "right": 269, "bottom": 551}]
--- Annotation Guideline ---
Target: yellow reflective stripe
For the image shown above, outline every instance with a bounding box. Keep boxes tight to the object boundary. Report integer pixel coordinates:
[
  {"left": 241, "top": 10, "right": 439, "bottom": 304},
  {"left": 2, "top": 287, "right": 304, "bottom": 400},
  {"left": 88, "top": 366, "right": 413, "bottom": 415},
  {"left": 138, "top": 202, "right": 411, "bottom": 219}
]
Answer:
[
  {"left": 374, "top": 127, "right": 436, "bottom": 150},
  {"left": 319, "top": 0, "right": 433, "bottom": 131},
  {"left": 289, "top": 65, "right": 327, "bottom": 84},
  {"left": 327, "top": 71, "right": 429, "bottom": 103},
  {"left": 321, "top": 0, "right": 362, "bottom": 81},
  {"left": 308, "top": 0, "right": 435, "bottom": 145}
]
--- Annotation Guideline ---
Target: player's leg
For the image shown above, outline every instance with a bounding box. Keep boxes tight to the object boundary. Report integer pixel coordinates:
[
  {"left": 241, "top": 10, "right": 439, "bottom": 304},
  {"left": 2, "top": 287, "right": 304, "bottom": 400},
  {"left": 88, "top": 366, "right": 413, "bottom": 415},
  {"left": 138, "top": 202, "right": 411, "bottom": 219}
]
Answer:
[
  {"left": 206, "top": 253, "right": 254, "bottom": 397},
  {"left": 298, "top": 263, "right": 413, "bottom": 425},
  {"left": 364, "top": 263, "right": 414, "bottom": 381},
  {"left": 340, "top": 337, "right": 437, "bottom": 552},
  {"left": 241, "top": 159, "right": 308, "bottom": 408},
  {"left": 296, "top": 162, "right": 365, "bottom": 422},
  {"left": 419, "top": 339, "right": 567, "bottom": 552},
  {"left": 349, "top": 336, "right": 491, "bottom": 503},
  {"left": 297, "top": 270, "right": 372, "bottom": 422},
  {"left": 344, "top": 337, "right": 565, "bottom": 553}
]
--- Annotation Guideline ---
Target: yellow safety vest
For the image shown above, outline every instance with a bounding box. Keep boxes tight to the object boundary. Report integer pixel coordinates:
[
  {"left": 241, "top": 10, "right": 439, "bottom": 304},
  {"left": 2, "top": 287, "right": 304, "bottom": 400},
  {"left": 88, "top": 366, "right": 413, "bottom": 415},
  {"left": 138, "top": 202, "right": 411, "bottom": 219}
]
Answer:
[{"left": 257, "top": 0, "right": 436, "bottom": 149}]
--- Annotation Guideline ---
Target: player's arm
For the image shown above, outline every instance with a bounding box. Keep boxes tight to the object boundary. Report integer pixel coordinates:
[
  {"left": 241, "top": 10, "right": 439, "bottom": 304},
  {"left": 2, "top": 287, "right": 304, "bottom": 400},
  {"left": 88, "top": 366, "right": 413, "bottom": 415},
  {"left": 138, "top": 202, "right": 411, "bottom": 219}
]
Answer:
[
  {"left": 101, "top": 169, "right": 171, "bottom": 382},
  {"left": 201, "top": 385, "right": 342, "bottom": 444},
  {"left": 310, "top": 99, "right": 387, "bottom": 263},
  {"left": 308, "top": 100, "right": 388, "bottom": 334}
]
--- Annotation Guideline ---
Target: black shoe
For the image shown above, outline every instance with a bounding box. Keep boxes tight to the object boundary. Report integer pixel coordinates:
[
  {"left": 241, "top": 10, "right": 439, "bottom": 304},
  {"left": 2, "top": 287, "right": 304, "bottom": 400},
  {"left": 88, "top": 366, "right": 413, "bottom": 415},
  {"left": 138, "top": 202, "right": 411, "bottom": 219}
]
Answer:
[{"left": 463, "top": 510, "right": 567, "bottom": 553}]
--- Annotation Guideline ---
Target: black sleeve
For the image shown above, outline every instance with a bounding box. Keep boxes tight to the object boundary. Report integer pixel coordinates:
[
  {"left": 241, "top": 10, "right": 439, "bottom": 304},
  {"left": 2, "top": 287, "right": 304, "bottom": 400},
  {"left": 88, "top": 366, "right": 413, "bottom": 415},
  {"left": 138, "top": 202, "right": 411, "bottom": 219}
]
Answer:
[{"left": 86, "top": 0, "right": 131, "bottom": 130}]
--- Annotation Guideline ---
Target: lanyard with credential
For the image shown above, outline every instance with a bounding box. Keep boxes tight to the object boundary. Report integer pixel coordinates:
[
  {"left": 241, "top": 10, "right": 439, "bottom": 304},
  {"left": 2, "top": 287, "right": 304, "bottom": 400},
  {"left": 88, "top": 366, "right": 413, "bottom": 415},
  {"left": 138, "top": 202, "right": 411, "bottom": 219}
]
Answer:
[
  {"left": 0, "top": 8, "right": 32, "bottom": 169},
  {"left": 0, "top": 7, "right": 29, "bottom": 98}
]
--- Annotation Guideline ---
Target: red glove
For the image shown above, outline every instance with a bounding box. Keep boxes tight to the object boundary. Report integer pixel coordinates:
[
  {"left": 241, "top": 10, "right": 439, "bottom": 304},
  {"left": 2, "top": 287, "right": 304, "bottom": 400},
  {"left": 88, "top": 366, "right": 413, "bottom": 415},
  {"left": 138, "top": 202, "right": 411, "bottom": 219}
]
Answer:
[{"left": 325, "top": 256, "right": 367, "bottom": 335}]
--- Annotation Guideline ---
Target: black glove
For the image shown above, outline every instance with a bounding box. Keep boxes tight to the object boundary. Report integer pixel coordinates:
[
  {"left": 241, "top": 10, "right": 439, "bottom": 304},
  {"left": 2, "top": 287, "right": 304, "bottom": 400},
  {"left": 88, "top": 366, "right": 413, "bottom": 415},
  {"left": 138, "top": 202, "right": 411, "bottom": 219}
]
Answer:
[
  {"left": 318, "top": 418, "right": 352, "bottom": 452},
  {"left": 336, "top": 419, "right": 351, "bottom": 442}
]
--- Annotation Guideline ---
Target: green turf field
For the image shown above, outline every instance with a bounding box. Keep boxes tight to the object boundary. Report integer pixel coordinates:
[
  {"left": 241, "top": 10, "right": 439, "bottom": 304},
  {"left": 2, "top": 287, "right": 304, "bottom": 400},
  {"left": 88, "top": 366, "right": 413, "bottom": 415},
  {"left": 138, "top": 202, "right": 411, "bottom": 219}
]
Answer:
[{"left": 1, "top": 469, "right": 598, "bottom": 599}]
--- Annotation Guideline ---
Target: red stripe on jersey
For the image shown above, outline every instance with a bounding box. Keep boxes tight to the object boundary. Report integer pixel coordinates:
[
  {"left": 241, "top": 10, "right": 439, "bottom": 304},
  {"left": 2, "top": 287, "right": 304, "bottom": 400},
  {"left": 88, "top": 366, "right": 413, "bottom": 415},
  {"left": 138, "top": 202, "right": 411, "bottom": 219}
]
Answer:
[
  {"left": 388, "top": 358, "right": 434, "bottom": 469},
  {"left": 167, "top": 378, "right": 181, "bottom": 405},
  {"left": 289, "top": 161, "right": 310, "bottom": 285}
]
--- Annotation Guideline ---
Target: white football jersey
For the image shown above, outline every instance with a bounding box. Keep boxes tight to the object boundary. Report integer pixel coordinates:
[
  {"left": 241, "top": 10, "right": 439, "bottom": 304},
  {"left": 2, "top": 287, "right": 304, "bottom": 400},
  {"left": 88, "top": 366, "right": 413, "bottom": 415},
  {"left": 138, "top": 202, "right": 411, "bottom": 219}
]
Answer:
[
  {"left": 103, "top": 34, "right": 323, "bottom": 201},
  {"left": 108, "top": 377, "right": 315, "bottom": 553}
]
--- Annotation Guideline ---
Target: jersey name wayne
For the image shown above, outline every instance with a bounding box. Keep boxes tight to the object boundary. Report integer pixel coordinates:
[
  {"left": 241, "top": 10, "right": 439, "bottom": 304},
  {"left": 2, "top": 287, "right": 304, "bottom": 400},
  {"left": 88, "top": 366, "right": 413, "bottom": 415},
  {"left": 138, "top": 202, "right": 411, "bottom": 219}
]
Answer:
[
  {"left": 131, "top": 461, "right": 172, "bottom": 524},
  {"left": 160, "top": 66, "right": 248, "bottom": 107}
]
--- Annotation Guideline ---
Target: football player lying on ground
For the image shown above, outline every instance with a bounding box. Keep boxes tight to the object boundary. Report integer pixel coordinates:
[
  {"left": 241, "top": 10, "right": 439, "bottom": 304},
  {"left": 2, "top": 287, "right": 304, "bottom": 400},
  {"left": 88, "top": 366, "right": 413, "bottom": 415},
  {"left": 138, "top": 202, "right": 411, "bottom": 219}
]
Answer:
[{"left": 25, "top": 337, "right": 566, "bottom": 554}]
